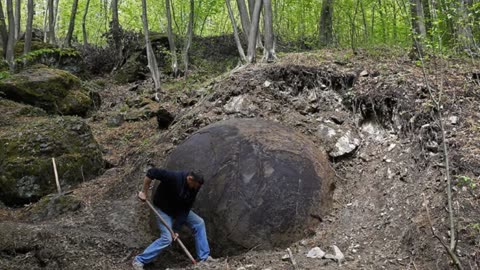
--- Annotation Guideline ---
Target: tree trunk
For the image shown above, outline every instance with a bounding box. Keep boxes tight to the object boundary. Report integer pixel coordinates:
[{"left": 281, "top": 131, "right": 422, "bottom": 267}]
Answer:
[
  {"left": 82, "top": 0, "right": 91, "bottom": 46},
  {"left": 247, "top": 0, "right": 263, "bottom": 49},
  {"left": 360, "top": 0, "right": 368, "bottom": 41},
  {"left": 457, "top": 0, "right": 477, "bottom": 54},
  {"left": 141, "top": 0, "right": 161, "bottom": 91},
  {"left": 0, "top": 0, "right": 8, "bottom": 57},
  {"left": 236, "top": 0, "right": 251, "bottom": 40},
  {"left": 65, "top": 0, "right": 79, "bottom": 47},
  {"left": 183, "top": 0, "right": 194, "bottom": 77},
  {"left": 111, "top": 0, "right": 122, "bottom": 55},
  {"left": 226, "top": 0, "right": 247, "bottom": 62},
  {"left": 24, "top": 0, "right": 34, "bottom": 55},
  {"left": 246, "top": 0, "right": 263, "bottom": 63},
  {"left": 48, "top": 0, "right": 56, "bottom": 44},
  {"left": 165, "top": 0, "right": 178, "bottom": 77},
  {"left": 14, "top": 0, "right": 20, "bottom": 40},
  {"left": 6, "top": 0, "right": 15, "bottom": 71},
  {"left": 262, "top": 0, "right": 275, "bottom": 62},
  {"left": 248, "top": 0, "right": 255, "bottom": 19},
  {"left": 410, "top": 0, "right": 427, "bottom": 54},
  {"left": 378, "top": 0, "right": 387, "bottom": 43},
  {"left": 54, "top": 0, "right": 59, "bottom": 31},
  {"left": 422, "top": 0, "right": 432, "bottom": 37},
  {"left": 319, "top": 0, "right": 334, "bottom": 46}
]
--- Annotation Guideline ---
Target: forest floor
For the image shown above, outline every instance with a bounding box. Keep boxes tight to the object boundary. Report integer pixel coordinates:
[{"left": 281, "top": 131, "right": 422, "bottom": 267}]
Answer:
[{"left": 1, "top": 49, "right": 480, "bottom": 270}]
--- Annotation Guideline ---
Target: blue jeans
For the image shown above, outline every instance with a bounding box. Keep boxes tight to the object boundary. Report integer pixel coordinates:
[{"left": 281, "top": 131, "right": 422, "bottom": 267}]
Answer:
[{"left": 134, "top": 208, "right": 210, "bottom": 264}]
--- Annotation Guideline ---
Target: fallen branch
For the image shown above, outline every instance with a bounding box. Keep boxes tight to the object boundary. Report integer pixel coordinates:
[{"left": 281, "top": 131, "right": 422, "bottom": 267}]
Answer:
[{"left": 423, "top": 194, "right": 464, "bottom": 270}]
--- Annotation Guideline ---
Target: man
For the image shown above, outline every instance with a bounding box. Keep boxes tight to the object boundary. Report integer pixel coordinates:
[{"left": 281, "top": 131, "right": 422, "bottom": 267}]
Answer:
[{"left": 132, "top": 168, "right": 214, "bottom": 269}]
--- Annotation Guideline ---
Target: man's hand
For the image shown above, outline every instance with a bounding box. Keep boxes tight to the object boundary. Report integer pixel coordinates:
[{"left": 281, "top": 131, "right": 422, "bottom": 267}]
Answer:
[
  {"left": 138, "top": 191, "right": 147, "bottom": 201},
  {"left": 173, "top": 233, "right": 179, "bottom": 241}
]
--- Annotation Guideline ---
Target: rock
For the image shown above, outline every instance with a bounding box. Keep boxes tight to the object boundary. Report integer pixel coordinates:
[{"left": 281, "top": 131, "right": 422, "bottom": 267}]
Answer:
[
  {"left": 223, "top": 95, "right": 257, "bottom": 114},
  {"left": 0, "top": 65, "right": 97, "bottom": 116},
  {"left": 324, "top": 245, "right": 345, "bottom": 264},
  {"left": 126, "top": 97, "right": 150, "bottom": 108},
  {"left": 124, "top": 108, "right": 155, "bottom": 122},
  {"left": 164, "top": 118, "right": 335, "bottom": 255},
  {"left": 107, "top": 114, "right": 124, "bottom": 127},
  {"left": 27, "top": 194, "right": 82, "bottom": 221},
  {"left": 281, "top": 254, "right": 290, "bottom": 261},
  {"left": 330, "top": 131, "right": 360, "bottom": 157},
  {"left": 307, "top": 247, "right": 326, "bottom": 258},
  {"left": 0, "top": 101, "right": 104, "bottom": 206},
  {"left": 449, "top": 116, "right": 459, "bottom": 125},
  {"left": 156, "top": 108, "right": 175, "bottom": 129},
  {"left": 359, "top": 70, "right": 369, "bottom": 77},
  {"left": 113, "top": 51, "right": 147, "bottom": 83}
]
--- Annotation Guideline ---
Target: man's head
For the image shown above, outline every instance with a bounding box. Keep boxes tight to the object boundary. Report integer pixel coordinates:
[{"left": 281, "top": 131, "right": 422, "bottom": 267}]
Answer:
[{"left": 186, "top": 171, "right": 204, "bottom": 190}]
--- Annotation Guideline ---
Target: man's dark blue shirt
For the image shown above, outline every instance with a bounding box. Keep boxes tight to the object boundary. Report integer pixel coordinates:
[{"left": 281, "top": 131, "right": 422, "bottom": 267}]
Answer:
[{"left": 146, "top": 168, "right": 199, "bottom": 222}]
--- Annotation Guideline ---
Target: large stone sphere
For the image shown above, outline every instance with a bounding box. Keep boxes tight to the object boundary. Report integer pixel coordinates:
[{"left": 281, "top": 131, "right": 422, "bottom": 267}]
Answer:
[{"left": 165, "top": 118, "right": 335, "bottom": 254}]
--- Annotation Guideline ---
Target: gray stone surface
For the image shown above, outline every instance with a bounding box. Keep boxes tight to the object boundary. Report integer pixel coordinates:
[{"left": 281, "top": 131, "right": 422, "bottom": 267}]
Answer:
[{"left": 164, "top": 118, "right": 335, "bottom": 255}]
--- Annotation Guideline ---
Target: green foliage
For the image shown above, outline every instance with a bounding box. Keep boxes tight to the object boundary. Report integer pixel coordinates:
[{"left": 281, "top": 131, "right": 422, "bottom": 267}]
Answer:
[
  {"left": 455, "top": 175, "right": 478, "bottom": 190},
  {"left": 14, "top": 48, "right": 80, "bottom": 65},
  {"left": 0, "top": 71, "right": 10, "bottom": 80},
  {"left": 12, "top": 0, "right": 480, "bottom": 54}
]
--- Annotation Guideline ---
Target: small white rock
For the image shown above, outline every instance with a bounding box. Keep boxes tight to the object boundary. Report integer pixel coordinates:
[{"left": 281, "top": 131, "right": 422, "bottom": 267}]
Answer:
[
  {"left": 263, "top": 80, "right": 272, "bottom": 87},
  {"left": 324, "top": 245, "right": 345, "bottom": 264},
  {"left": 307, "top": 247, "right": 326, "bottom": 258}
]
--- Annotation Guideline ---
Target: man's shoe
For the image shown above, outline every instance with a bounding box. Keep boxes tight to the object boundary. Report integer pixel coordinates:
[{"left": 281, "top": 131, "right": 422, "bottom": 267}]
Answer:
[
  {"left": 201, "top": 256, "right": 218, "bottom": 263},
  {"left": 132, "top": 259, "right": 144, "bottom": 270}
]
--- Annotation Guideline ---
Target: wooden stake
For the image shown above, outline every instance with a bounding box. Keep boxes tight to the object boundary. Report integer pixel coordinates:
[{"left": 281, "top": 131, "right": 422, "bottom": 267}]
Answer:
[
  {"left": 52, "top": 158, "right": 61, "bottom": 194},
  {"left": 287, "top": 248, "right": 298, "bottom": 270}
]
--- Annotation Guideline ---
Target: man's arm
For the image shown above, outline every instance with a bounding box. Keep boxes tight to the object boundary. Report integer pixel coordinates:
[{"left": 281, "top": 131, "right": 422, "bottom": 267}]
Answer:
[
  {"left": 138, "top": 168, "right": 170, "bottom": 201},
  {"left": 138, "top": 175, "right": 152, "bottom": 201}
]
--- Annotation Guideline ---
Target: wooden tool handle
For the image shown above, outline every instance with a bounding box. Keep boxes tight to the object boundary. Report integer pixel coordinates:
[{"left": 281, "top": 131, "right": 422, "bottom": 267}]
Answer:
[{"left": 145, "top": 200, "right": 197, "bottom": 264}]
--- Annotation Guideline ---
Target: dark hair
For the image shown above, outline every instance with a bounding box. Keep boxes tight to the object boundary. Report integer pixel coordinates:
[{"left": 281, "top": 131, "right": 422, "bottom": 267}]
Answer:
[{"left": 188, "top": 171, "right": 204, "bottom": 185}]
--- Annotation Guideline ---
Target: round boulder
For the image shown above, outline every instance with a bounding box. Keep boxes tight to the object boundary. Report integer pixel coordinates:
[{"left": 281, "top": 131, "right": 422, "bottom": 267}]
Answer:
[{"left": 165, "top": 118, "right": 335, "bottom": 254}]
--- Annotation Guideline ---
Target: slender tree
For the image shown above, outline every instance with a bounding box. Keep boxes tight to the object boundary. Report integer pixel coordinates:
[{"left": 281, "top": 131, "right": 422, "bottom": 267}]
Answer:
[
  {"left": 48, "top": 0, "right": 56, "bottom": 44},
  {"left": 82, "top": 0, "right": 91, "bottom": 46},
  {"left": 24, "top": 0, "right": 34, "bottom": 55},
  {"left": 65, "top": 0, "right": 79, "bottom": 47},
  {"left": 457, "top": 0, "right": 477, "bottom": 54},
  {"left": 263, "top": 0, "right": 276, "bottom": 62},
  {"left": 226, "top": 0, "right": 247, "bottom": 62},
  {"left": 183, "top": 0, "right": 194, "bottom": 77},
  {"left": 236, "top": 0, "right": 251, "bottom": 40},
  {"left": 319, "top": 0, "right": 334, "bottom": 46},
  {"left": 0, "top": 0, "right": 8, "bottom": 56},
  {"left": 14, "top": 0, "right": 20, "bottom": 40},
  {"left": 141, "top": 0, "right": 161, "bottom": 91},
  {"left": 246, "top": 0, "right": 263, "bottom": 63},
  {"left": 111, "top": 0, "right": 122, "bottom": 55},
  {"left": 410, "top": 0, "right": 427, "bottom": 54},
  {"left": 165, "top": 0, "right": 178, "bottom": 76},
  {"left": 6, "top": 0, "right": 15, "bottom": 71}
]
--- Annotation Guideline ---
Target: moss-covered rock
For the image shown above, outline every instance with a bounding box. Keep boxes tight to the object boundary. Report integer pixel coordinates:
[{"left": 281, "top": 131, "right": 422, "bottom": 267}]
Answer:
[
  {"left": 0, "top": 101, "right": 104, "bottom": 206},
  {"left": 0, "top": 65, "right": 98, "bottom": 116},
  {"left": 27, "top": 194, "right": 82, "bottom": 221},
  {"left": 113, "top": 51, "right": 147, "bottom": 83},
  {"left": 14, "top": 40, "right": 56, "bottom": 57}
]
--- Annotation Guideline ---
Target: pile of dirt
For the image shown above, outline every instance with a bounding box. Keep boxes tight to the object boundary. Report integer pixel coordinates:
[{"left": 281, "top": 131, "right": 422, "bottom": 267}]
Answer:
[{"left": 1, "top": 51, "right": 479, "bottom": 270}]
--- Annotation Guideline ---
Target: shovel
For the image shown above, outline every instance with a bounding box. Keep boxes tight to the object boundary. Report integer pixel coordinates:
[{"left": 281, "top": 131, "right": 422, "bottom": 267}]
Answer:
[{"left": 145, "top": 200, "right": 197, "bottom": 265}]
